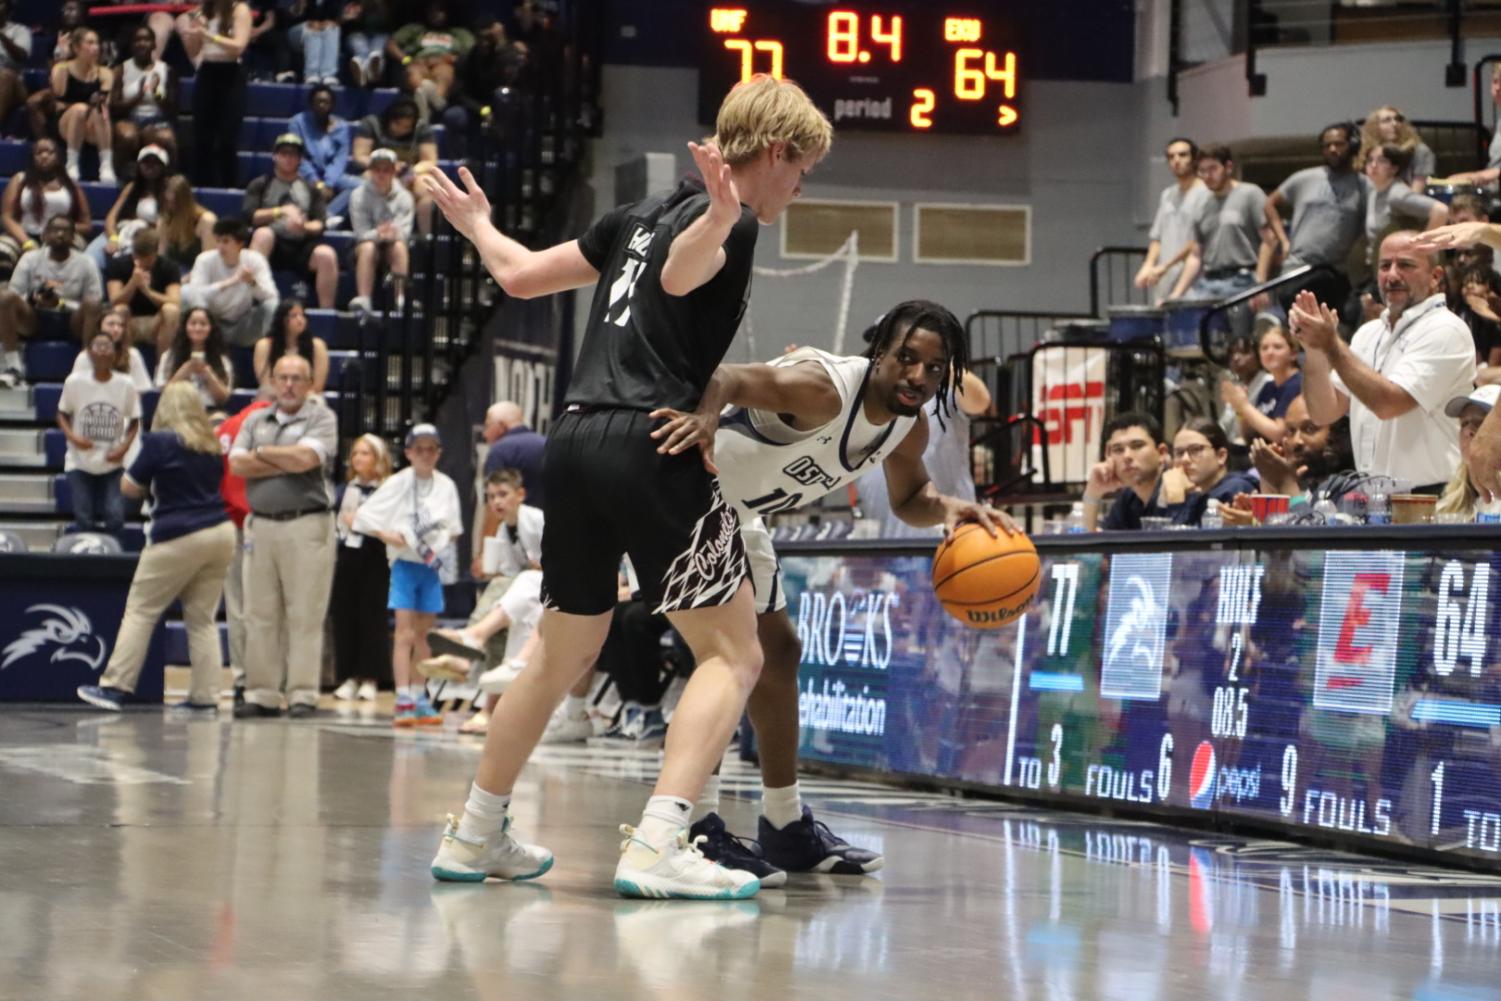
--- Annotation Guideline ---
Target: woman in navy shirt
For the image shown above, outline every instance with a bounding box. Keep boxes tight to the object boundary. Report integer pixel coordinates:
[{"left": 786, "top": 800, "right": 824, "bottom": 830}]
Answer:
[
  {"left": 77, "top": 382, "right": 236, "bottom": 713},
  {"left": 1221, "top": 323, "right": 1301, "bottom": 444},
  {"left": 1169, "top": 418, "right": 1258, "bottom": 526}
]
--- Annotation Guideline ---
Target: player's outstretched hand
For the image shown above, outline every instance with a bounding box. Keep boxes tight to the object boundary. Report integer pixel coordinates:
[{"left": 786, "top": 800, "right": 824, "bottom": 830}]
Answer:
[
  {"left": 649, "top": 407, "right": 720, "bottom": 475},
  {"left": 688, "top": 141, "right": 741, "bottom": 229},
  {"left": 423, "top": 165, "right": 493, "bottom": 242},
  {"left": 943, "top": 498, "right": 1018, "bottom": 539}
]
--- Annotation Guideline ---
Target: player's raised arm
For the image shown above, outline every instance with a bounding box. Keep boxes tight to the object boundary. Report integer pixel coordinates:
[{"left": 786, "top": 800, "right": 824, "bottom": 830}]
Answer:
[
  {"left": 424, "top": 165, "right": 599, "bottom": 299},
  {"left": 659, "top": 142, "right": 743, "bottom": 297},
  {"left": 650, "top": 360, "right": 843, "bottom": 469},
  {"left": 883, "top": 417, "right": 1017, "bottom": 537}
]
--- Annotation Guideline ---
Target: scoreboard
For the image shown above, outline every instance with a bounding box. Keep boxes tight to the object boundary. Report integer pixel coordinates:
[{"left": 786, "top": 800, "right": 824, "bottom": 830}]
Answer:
[
  {"left": 698, "top": 2, "right": 1024, "bottom": 135},
  {"left": 780, "top": 533, "right": 1501, "bottom": 867}
]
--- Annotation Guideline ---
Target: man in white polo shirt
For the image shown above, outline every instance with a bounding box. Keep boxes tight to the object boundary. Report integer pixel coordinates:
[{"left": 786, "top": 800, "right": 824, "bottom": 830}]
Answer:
[{"left": 1293, "top": 229, "right": 1475, "bottom": 492}]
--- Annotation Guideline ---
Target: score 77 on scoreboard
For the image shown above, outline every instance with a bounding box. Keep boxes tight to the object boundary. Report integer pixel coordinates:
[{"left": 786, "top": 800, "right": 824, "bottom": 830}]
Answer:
[{"left": 700, "top": 4, "right": 1022, "bottom": 135}]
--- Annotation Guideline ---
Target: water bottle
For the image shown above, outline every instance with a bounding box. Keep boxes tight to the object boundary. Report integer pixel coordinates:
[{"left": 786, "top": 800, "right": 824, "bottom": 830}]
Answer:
[
  {"left": 1065, "top": 501, "right": 1086, "bottom": 533},
  {"left": 1201, "top": 499, "right": 1223, "bottom": 530},
  {"left": 1367, "top": 493, "right": 1391, "bottom": 526},
  {"left": 1476, "top": 496, "right": 1501, "bottom": 524}
]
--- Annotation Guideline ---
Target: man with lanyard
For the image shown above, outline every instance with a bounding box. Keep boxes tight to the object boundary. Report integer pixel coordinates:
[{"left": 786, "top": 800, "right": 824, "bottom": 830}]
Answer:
[
  {"left": 228, "top": 354, "right": 338, "bottom": 717},
  {"left": 648, "top": 299, "right": 1013, "bottom": 885},
  {"left": 1294, "top": 230, "right": 1475, "bottom": 494}
]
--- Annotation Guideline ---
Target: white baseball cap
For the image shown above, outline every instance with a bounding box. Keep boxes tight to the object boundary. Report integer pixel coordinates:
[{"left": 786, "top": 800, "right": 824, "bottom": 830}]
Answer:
[{"left": 1445, "top": 384, "right": 1501, "bottom": 418}]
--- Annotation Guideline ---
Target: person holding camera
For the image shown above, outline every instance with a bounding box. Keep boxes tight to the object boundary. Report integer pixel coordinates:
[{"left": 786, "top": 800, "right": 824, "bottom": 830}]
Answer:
[{"left": 0, "top": 213, "right": 103, "bottom": 385}]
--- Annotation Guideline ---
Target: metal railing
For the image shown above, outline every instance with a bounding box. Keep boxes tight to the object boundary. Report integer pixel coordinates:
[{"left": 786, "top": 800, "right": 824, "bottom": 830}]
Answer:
[
  {"left": 1196, "top": 263, "right": 1335, "bottom": 365},
  {"left": 1088, "top": 247, "right": 1149, "bottom": 316},
  {"left": 1474, "top": 55, "right": 1501, "bottom": 167},
  {"left": 344, "top": 0, "right": 600, "bottom": 452},
  {"left": 974, "top": 339, "right": 1166, "bottom": 502}
]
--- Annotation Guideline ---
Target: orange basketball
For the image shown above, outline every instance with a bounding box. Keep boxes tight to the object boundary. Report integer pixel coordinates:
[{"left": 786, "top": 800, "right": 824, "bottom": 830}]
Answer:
[{"left": 931, "top": 523, "right": 1041, "bottom": 629}]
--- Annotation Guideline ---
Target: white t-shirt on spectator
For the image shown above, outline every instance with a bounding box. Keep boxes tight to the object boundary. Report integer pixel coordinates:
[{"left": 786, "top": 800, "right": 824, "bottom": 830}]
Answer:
[
  {"left": 72, "top": 347, "right": 152, "bottom": 392},
  {"left": 59, "top": 371, "right": 140, "bottom": 475},
  {"left": 490, "top": 503, "right": 544, "bottom": 577},
  {"left": 1331, "top": 293, "right": 1476, "bottom": 485}
]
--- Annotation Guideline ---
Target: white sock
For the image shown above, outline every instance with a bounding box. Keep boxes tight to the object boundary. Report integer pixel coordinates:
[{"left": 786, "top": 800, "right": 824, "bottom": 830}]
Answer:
[
  {"left": 762, "top": 782, "right": 804, "bottom": 830},
  {"left": 66, "top": 148, "right": 80, "bottom": 169},
  {"left": 457, "top": 782, "right": 510, "bottom": 841},
  {"left": 637, "top": 795, "right": 692, "bottom": 845},
  {"left": 398, "top": 684, "right": 420, "bottom": 703},
  {"left": 690, "top": 774, "right": 721, "bottom": 824},
  {"left": 562, "top": 694, "right": 587, "bottom": 719}
]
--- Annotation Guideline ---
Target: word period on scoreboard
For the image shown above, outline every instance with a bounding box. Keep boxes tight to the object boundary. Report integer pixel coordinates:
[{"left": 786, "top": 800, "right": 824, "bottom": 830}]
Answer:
[{"left": 699, "top": 3, "right": 1024, "bottom": 135}]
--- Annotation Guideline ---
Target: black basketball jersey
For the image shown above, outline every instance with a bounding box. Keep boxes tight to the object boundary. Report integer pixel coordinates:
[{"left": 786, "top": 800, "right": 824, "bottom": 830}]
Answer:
[{"left": 568, "top": 178, "right": 759, "bottom": 412}]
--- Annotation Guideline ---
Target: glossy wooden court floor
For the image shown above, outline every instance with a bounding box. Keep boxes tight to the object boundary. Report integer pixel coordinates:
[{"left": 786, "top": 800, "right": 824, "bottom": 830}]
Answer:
[{"left": 3, "top": 706, "right": 1501, "bottom": 1001}]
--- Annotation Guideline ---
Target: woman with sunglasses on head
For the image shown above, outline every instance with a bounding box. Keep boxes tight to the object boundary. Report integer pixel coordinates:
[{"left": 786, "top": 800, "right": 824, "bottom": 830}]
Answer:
[{"left": 1358, "top": 105, "right": 1435, "bottom": 190}]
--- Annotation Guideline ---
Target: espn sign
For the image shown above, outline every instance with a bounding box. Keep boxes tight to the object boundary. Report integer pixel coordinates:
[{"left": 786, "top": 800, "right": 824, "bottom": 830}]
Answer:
[{"left": 1031, "top": 346, "right": 1107, "bottom": 485}]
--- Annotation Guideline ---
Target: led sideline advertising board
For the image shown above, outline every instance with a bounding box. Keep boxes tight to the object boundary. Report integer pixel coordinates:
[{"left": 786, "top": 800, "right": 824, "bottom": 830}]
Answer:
[{"left": 784, "top": 542, "right": 1501, "bottom": 866}]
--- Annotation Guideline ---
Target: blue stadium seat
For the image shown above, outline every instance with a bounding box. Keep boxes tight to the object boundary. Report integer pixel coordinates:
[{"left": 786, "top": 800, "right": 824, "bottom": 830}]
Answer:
[
  {"left": 228, "top": 345, "right": 256, "bottom": 389},
  {"left": 31, "top": 310, "right": 73, "bottom": 343},
  {"left": 190, "top": 189, "right": 242, "bottom": 225},
  {"left": 237, "top": 152, "right": 275, "bottom": 187},
  {"left": 79, "top": 182, "right": 118, "bottom": 219},
  {"left": 0, "top": 140, "right": 27, "bottom": 176},
  {"left": 42, "top": 428, "right": 65, "bottom": 469},
  {"left": 33, "top": 384, "right": 60, "bottom": 422},
  {"left": 24, "top": 342, "right": 75, "bottom": 383},
  {"left": 51, "top": 474, "right": 67, "bottom": 515}
]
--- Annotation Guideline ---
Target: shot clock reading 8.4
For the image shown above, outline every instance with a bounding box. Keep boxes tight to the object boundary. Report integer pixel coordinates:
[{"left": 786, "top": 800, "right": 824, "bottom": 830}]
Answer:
[{"left": 698, "top": 2, "right": 1023, "bottom": 135}]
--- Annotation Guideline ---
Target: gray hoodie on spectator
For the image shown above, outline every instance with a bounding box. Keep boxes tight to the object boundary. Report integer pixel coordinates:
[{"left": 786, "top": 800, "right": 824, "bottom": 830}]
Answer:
[{"left": 349, "top": 178, "right": 414, "bottom": 245}]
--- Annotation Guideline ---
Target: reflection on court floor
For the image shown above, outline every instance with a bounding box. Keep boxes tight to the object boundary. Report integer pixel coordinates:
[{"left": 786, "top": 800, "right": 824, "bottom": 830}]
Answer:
[{"left": 2, "top": 708, "right": 1500, "bottom": 1001}]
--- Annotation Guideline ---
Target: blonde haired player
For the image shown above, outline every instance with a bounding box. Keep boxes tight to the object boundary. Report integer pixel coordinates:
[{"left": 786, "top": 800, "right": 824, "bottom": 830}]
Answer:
[
  {"left": 650, "top": 299, "right": 1016, "bottom": 884},
  {"left": 423, "top": 76, "right": 832, "bottom": 899}
]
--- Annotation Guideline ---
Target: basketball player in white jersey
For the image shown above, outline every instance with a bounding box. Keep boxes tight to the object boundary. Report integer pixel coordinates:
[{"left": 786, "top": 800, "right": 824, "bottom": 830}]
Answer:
[{"left": 650, "top": 299, "right": 1018, "bottom": 884}]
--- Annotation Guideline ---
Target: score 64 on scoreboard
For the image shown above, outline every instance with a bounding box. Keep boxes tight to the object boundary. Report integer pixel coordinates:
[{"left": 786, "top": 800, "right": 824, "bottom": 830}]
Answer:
[{"left": 698, "top": 3, "right": 1023, "bottom": 135}]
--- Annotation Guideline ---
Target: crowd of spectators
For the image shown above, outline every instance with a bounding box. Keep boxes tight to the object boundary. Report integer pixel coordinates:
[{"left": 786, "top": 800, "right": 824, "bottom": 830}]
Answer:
[{"left": 0, "top": 0, "right": 550, "bottom": 388}]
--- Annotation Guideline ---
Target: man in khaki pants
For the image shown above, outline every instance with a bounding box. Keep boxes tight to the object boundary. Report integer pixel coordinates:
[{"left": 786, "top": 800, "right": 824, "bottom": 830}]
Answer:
[{"left": 228, "top": 354, "right": 339, "bottom": 718}]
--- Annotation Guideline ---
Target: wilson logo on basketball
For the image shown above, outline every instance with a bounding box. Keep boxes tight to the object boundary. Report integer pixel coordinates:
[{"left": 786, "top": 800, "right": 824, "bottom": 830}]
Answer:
[
  {"left": 965, "top": 595, "right": 1035, "bottom": 626},
  {"left": 931, "top": 524, "right": 1040, "bottom": 630}
]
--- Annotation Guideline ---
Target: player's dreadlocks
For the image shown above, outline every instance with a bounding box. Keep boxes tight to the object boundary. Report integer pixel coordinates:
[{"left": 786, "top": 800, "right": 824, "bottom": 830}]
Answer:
[{"left": 862, "top": 299, "right": 970, "bottom": 427}]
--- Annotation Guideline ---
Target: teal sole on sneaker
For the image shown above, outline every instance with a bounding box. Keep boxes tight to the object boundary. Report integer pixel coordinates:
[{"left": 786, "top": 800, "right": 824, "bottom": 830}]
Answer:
[
  {"left": 613, "top": 878, "right": 761, "bottom": 900},
  {"left": 431, "top": 856, "right": 554, "bottom": 883},
  {"left": 512, "top": 856, "right": 554, "bottom": 881}
]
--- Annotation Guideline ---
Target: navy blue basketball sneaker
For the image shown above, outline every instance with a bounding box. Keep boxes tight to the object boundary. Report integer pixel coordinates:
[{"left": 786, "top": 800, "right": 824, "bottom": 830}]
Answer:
[
  {"left": 759, "top": 808, "right": 884, "bottom": 874},
  {"left": 688, "top": 813, "right": 787, "bottom": 888}
]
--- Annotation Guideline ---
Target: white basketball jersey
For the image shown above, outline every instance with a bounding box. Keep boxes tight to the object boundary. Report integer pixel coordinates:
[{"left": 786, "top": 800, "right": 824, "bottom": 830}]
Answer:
[{"left": 715, "top": 348, "right": 918, "bottom": 521}]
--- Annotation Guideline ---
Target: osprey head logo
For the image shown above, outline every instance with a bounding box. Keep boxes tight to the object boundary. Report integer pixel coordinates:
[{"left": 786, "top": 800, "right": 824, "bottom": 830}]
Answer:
[
  {"left": 1106, "top": 576, "right": 1162, "bottom": 672},
  {"left": 1, "top": 604, "right": 107, "bottom": 673}
]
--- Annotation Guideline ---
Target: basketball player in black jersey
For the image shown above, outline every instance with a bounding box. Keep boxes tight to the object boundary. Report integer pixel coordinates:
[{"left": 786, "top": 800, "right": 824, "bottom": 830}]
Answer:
[{"left": 424, "top": 76, "right": 833, "bottom": 900}]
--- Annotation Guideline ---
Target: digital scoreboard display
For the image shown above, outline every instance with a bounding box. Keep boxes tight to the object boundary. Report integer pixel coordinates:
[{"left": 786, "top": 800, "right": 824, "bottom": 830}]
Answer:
[
  {"left": 782, "top": 540, "right": 1501, "bottom": 866},
  {"left": 698, "top": 3, "right": 1022, "bottom": 135}
]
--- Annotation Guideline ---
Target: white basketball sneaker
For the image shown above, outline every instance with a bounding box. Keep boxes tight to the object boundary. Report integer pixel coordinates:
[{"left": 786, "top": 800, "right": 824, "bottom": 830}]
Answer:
[
  {"left": 613, "top": 824, "right": 761, "bottom": 900},
  {"left": 430, "top": 813, "right": 554, "bottom": 883},
  {"left": 539, "top": 705, "right": 595, "bottom": 744}
]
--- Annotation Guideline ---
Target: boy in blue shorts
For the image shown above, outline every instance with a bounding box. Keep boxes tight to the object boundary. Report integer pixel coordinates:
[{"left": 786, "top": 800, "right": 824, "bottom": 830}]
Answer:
[{"left": 354, "top": 423, "right": 464, "bottom": 727}]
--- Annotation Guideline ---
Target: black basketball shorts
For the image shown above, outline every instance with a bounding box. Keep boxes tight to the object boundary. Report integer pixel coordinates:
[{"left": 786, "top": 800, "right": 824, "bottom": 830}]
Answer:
[{"left": 539, "top": 407, "right": 748, "bottom": 616}]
